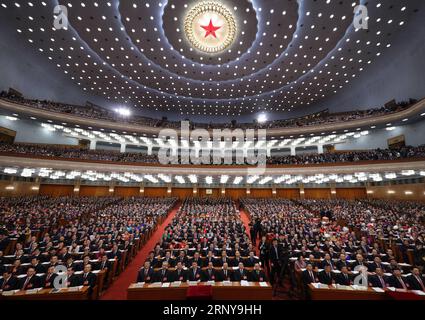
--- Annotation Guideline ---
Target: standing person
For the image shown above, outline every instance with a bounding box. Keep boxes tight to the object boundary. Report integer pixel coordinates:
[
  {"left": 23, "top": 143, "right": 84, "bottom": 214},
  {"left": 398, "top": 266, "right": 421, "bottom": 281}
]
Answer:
[
  {"left": 254, "top": 218, "right": 262, "bottom": 243},
  {"left": 249, "top": 223, "right": 256, "bottom": 245},
  {"left": 269, "top": 239, "right": 283, "bottom": 286},
  {"left": 259, "top": 236, "right": 270, "bottom": 276},
  {"left": 278, "top": 236, "right": 291, "bottom": 282}
]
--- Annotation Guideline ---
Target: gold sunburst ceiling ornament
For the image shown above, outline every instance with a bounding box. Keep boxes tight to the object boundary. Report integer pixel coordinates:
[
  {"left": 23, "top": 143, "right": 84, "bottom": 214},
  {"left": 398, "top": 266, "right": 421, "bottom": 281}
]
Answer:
[{"left": 184, "top": 2, "right": 237, "bottom": 54}]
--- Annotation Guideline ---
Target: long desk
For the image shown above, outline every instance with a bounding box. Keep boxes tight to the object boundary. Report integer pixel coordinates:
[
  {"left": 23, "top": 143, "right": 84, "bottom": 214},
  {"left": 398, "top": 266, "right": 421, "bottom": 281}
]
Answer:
[
  {"left": 127, "top": 282, "right": 272, "bottom": 300},
  {"left": 307, "top": 284, "right": 425, "bottom": 300},
  {"left": 308, "top": 284, "right": 386, "bottom": 300},
  {"left": 0, "top": 286, "right": 90, "bottom": 300}
]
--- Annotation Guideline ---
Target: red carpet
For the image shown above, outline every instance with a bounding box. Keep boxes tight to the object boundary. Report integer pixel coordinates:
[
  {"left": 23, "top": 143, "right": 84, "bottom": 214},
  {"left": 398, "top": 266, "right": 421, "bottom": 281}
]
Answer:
[
  {"left": 239, "top": 209, "right": 252, "bottom": 239},
  {"left": 239, "top": 209, "right": 294, "bottom": 300},
  {"left": 100, "top": 203, "right": 180, "bottom": 300},
  {"left": 239, "top": 208, "right": 260, "bottom": 255}
]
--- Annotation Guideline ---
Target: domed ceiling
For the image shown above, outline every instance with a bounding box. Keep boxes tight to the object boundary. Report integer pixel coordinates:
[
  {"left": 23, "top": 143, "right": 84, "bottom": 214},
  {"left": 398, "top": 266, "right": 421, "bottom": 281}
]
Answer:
[{"left": 0, "top": 0, "right": 421, "bottom": 117}]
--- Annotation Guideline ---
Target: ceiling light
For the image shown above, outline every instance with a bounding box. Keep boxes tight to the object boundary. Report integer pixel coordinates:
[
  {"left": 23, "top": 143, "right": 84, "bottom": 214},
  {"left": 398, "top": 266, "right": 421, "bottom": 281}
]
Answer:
[
  {"left": 257, "top": 113, "right": 267, "bottom": 123},
  {"left": 114, "top": 107, "right": 131, "bottom": 117},
  {"left": 385, "top": 173, "right": 397, "bottom": 179},
  {"left": 401, "top": 170, "right": 415, "bottom": 176},
  {"left": 220, "top": 175, "right": 229, "bottom": 184},
  {"left": 4, "top": 168, "right": 18, "bottom": 174}
]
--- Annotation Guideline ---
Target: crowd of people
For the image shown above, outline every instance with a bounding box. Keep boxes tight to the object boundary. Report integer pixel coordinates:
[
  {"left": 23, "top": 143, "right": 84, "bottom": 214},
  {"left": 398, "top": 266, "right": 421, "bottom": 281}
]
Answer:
[
  {"left": 0, "top": 196, "right": 177, "bottom": 295},
  {"left": 268, "top": 146, "right": 425, "bottom": 165},
  {"left": 0, "top": 91, "right": 115, "bottom": 122},
  {"left": 2, "top": 142, "right": 425, "bottom": 166},
  {"left": 255, "top": 101, "right": 413, "bottom": 129},
  {"left": 136, "top": 197, "right": 268, "bottom": 283},
  {"left": 240, "top": 198, "right": 425, "bottom": 296},
  {"left": 0, "top": 194, "right": 424, "bottom": 299},
  {"left": 0, "top": 91, "right": 415, "bottom": 130},
  {"left": 0, "top": 143, "right": 159, "bottom": 164}
]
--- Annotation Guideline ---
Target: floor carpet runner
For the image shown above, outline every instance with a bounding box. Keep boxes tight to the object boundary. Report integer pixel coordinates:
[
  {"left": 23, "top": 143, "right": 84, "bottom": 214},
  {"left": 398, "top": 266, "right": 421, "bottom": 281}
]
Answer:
[
  {"left": 100, "top": 203, "right": 180, "bottom": 300},
  {"left": 239, "top": 208, "right": 259, "bottom": 254}
]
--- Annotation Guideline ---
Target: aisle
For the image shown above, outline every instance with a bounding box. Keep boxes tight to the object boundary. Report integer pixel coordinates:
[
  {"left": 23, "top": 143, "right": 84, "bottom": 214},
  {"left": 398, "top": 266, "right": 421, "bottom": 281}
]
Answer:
[
  {"left": 239, "top": 209, "right": 252, "bottom": 239},
  {"left": 240, "top": 208, "right": 291, "bottom": 300},
  {"left": 239, "top": 208, "right": 259, "bottom": 254},
  {"left": 100, "top": 203, "right": 180, "bottom": 300}
]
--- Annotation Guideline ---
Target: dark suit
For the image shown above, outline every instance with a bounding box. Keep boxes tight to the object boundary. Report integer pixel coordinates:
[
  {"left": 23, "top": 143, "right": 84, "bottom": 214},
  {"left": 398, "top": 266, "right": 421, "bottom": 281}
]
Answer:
[
  {"left": 108, "top": 250, "right": 121, "bottom": 261},
  {"left": 0, "top": 276, "right": 18, "bottom": 291},
  {"left": 258, "top": 241, "right": 269, "bottom": 268},
  {"left": 321, "top": 260, "right": 335, "bottom": 270},
  {"left": 80, "top": 272, "right": 97, "bottom": 288},
  {"left": 233, "top": 269, "right": 249, "bottom": 281},
  {"left": 360, "top": 245, "right": 370, "bottom": 255},
  {"left": 155, "top": 269, "right": 172, "bottom": 282},
  {"left": 388, "top": 275, "right": 408, "bottom": 289},
  {"left": 413, "top": 248, "right": 425, "bottom": 267},
  {"left": 0, "top": 237, "right": 10, "bottom": 252},
  {"left": 137, "top": 267, "right": 155, "bottom": 283},
  {"left": 19, "top": 275, "right": 41, "bottom": 290},
  {"left": 146, "top": 258, "right": 158, "bottom": 269},
  {"left": 189, "top": 258, "right": 202, "bottom": 268},
  {"left": 249, "top": 270, "right": 267, "bottom": 282},
  {"left": 162, "top": 257, "right": 176, "bottom": 268},
  {"left": 42, "top": 273, "right": 58, "bottom": 289},
  {"left": 369, "top": 274, "right": 387, "bottom": 288},
  {"left": 406, "top": 274, "right": 425, "bottom": 291},
  {"left": 172, "top": 269, "right": 188, "bottom": 282},
  {"left": 11, "top": 265, "right": 26, "bottom": 276},
  {"left": 301, "top": 270, "right": 318, "bottom": 286},
  {"left": 336, "top": 260, "right": 348, "bottom": 271},
  {"left": 218, "top": 269, "right": 233, "bottom": 282},
  {"left": 269, "top": 244, "right": 287, "bottom": 284},
  {"left": 31, "top": 253, "right": 46, "bottom": 263},
  {"left": 15, "top": 255, "right": 30, "bottom": 264},
  {"left": 335, "top": 273, "right": 352, "bottom": 286},
  {"left": 67, "top": 274, "right": 81, "bottom": 287},
  {"left": 318, "top": 271, "right": 334, "bottom": 285},
  {"left": 202, "top": 268, "right": 219, "bottom": 281},
  {"left": 98, "top": 260, "right": 110, "bottom": 271},
  {"left": 231, "top": 258, "right": 244, "bottom": 267},
  {"left": 73, "top": 262, "right": 84, "bottom": 272},
  {"left": 204, "top": 257, "right": 216, "bottom": 267},
  {"left": 351, "top": 260, "right": 367, "bottom": 270},
  {"left": 58, "top": 253, "right": 71, "bottom": 263},
  {"left": 30, "top": 263, "right": 46, "bottom": 274},
  {"left": 216, "top": 257, "right": 230, "bottom": 267},
  {"left": 244, "top": 257, "right": 258, "bottom": 268},
  {"left": 368, "top": 262, "right": 386, "bottom": 273},
  {"left": 269, "top": 245, "right": 282, "bottom": 264},
  {"left": 187, "top": 267, "right": 202, "bottom": 281},
  {"left": 175, "top": 257, "right": 189, "bottom": 267}
]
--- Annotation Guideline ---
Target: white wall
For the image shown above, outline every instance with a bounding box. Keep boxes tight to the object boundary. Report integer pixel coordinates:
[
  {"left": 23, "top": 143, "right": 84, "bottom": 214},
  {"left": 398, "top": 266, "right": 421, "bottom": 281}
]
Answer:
[
  {"left": 1, "top": 115, "right": 424, "bottom": 152},
  {"left": 335, "top": 121, "right": 425, "bottom": 151},
  {"left": 0, "top": 116, "right": 78, "bottom": 145},
  {"left": 95, "top": 143, "right": 121, "bottom": 152}
]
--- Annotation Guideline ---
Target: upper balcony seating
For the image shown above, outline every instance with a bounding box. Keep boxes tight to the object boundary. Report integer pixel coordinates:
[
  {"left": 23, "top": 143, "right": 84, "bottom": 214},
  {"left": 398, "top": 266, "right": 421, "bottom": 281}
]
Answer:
[
  {"left": 0, "top": 91, "right": 415, "bottom": 131},
  {"left": 1, "top": 142, "right": 425, "bottom": 166}
]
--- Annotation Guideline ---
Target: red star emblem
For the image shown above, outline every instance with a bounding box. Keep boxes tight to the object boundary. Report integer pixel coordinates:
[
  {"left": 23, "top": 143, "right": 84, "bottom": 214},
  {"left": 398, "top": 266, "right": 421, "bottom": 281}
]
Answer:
[{"left": 201, "top": 19, "right": 221, "bottom": 38}]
